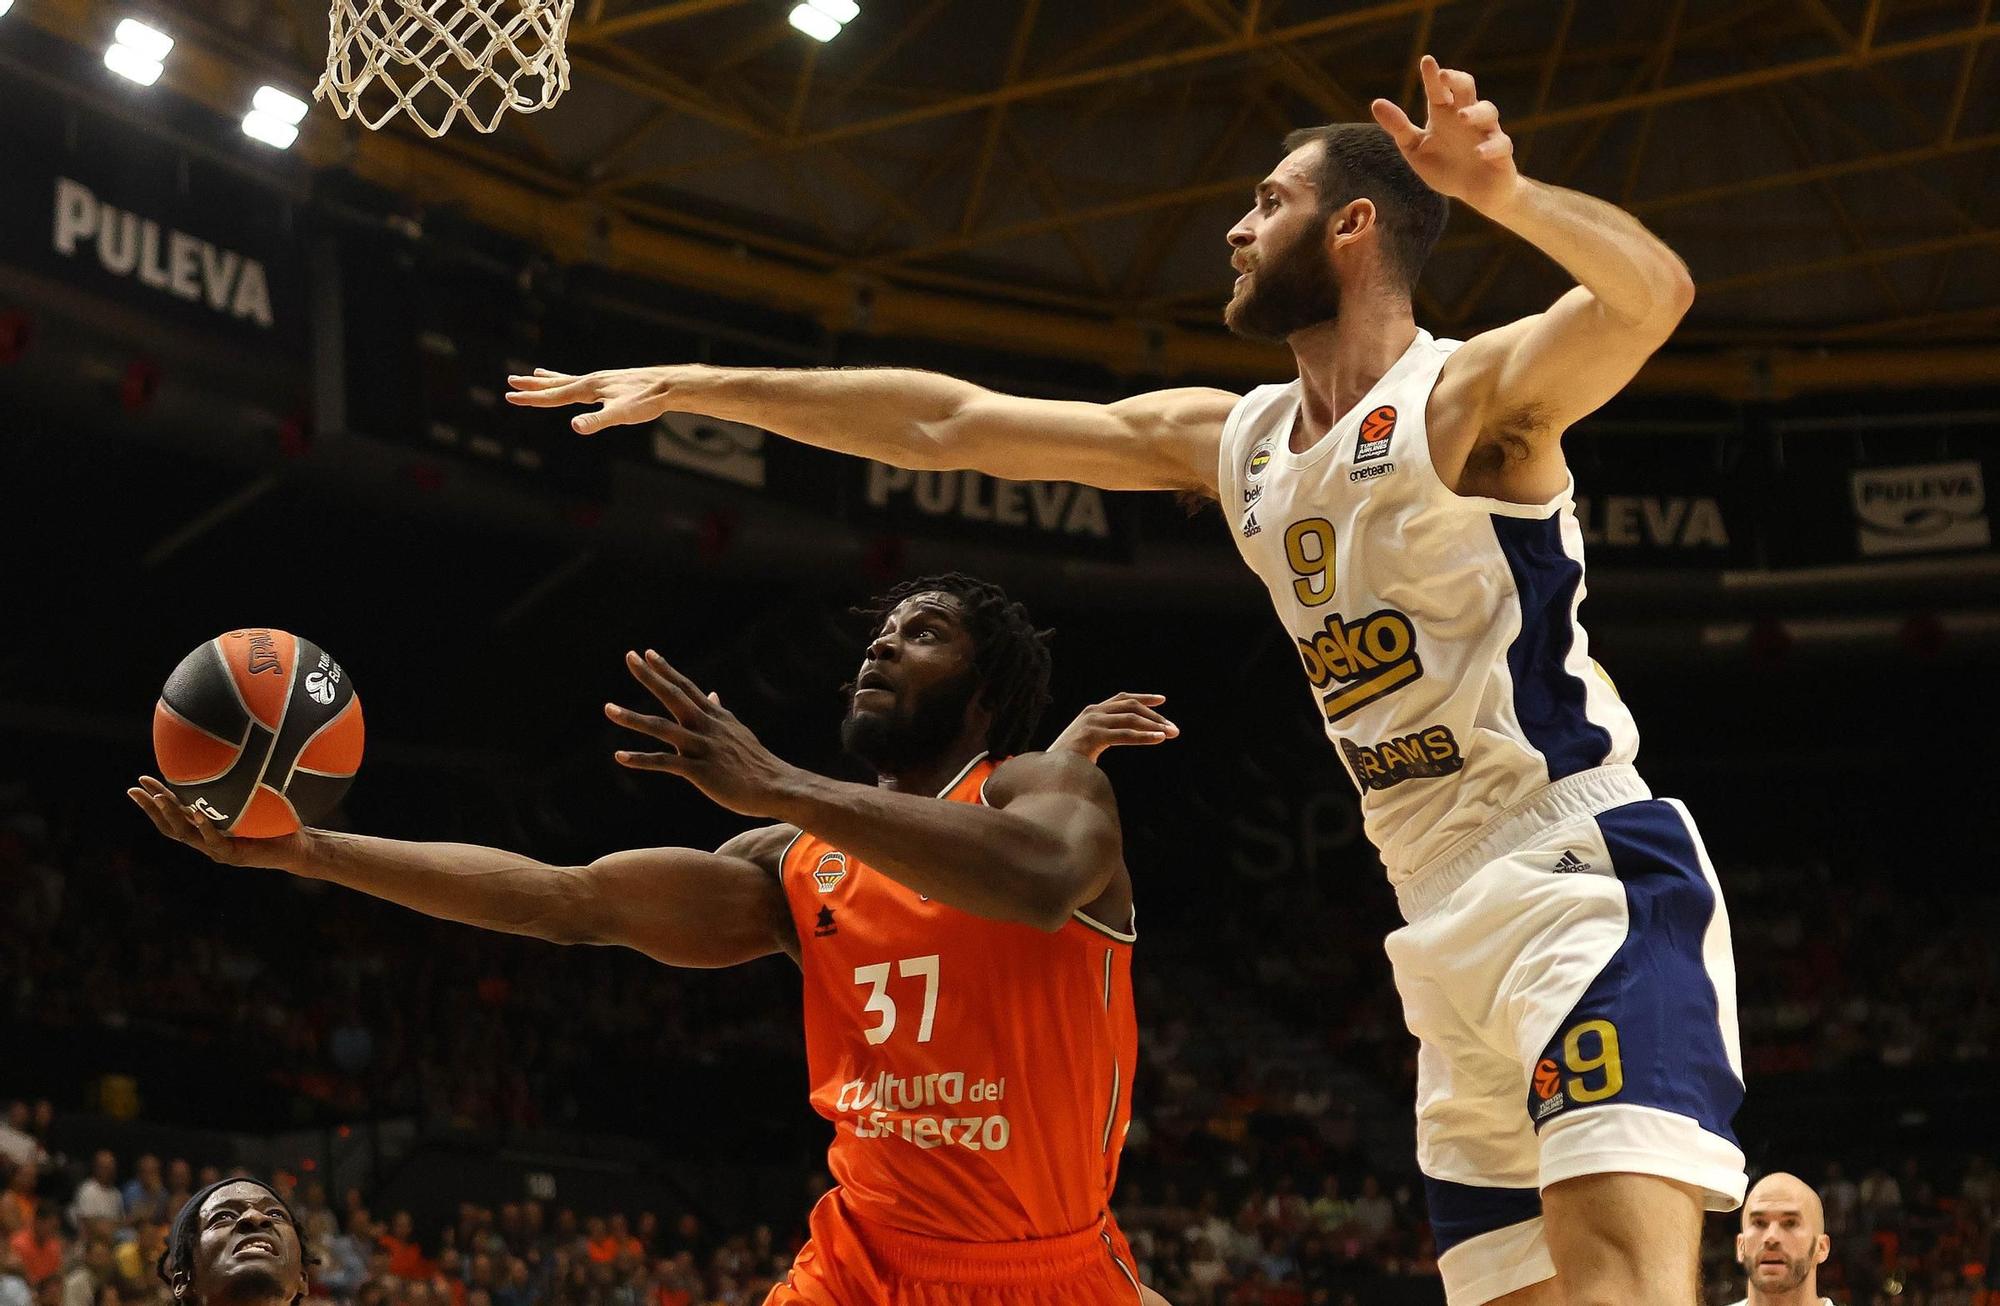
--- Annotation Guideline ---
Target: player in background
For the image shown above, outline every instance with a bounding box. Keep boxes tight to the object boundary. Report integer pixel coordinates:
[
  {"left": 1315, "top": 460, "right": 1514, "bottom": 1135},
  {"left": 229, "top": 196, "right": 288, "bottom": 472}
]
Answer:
[
  {"left": 132, "top": 574, "right": 1175, "bottom": 1306},
  {"left": 1729, "top": 1173, "right": 1834, "bottom": 1306},
  {"left": 157, "top": 1178, "right": 311, "bottom": 1306},
  {"left": 508, "top": 52, "right": 1740, "bottom": 1306}
]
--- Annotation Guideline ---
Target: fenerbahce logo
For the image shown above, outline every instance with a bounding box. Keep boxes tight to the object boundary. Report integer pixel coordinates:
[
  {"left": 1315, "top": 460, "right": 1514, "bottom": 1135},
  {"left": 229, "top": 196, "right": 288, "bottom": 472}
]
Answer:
[{"left": 1296, "top": 608, "right": 1423, "bottom": 723}]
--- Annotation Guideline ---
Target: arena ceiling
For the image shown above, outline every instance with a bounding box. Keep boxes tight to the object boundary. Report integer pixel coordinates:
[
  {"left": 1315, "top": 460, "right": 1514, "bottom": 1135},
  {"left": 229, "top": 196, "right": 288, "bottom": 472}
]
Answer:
[{"left": 22, "top": 0, "right": 2000, "bottom": 385}]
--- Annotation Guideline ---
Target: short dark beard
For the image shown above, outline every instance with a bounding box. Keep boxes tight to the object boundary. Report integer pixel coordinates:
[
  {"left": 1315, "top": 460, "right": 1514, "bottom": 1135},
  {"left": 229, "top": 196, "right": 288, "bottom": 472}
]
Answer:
[
  {"left": 1226, "top": 217, "right": 1342, "bottom": 343},
  {"left": 841, "top": 667, "right": 981, "bottom": 775},
  {"left": 1741, "top": 1252, "right": 1810, "bottom": 1292}
]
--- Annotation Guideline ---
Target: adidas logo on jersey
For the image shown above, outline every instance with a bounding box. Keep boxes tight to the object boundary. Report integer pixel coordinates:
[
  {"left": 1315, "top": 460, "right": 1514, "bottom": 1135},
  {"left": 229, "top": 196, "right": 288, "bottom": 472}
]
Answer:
[
  {"left": 1241, "top": 510, "right": 1262, "bottom": 539},
  {"left": 1551, "top": 849, "right": 1593, "bottom": 875}
]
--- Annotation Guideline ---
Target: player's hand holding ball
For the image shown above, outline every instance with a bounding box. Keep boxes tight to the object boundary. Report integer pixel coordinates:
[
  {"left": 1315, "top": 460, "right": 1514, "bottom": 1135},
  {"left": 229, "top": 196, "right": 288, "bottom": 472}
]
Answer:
[
  {"left": 1371, "top": 55, "right": 1520, "bottom": 214},
  {"left": 130, "top": 628, "right": 364, "bottom": 864}
]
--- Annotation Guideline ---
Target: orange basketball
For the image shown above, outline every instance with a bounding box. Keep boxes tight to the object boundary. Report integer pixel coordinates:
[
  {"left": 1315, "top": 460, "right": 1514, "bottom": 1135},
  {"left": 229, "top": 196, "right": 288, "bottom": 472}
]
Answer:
[{"left": 152, "top": 629, "right": 364, "bottom": 838}]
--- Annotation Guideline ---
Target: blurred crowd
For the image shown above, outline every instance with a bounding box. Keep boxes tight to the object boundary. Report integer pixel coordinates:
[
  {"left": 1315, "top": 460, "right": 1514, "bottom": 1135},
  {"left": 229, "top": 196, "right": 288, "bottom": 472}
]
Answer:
[
  {"left": 6, "top": 765, "right": 2000, "bottom": 1306},
  {"left": 4, "top": 1120, "right": 1999, "bottom": 1306}
]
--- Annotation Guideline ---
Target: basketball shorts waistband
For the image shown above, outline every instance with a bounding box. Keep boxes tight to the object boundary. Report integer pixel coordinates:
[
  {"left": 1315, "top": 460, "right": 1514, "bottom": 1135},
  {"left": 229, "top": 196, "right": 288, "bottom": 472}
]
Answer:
[
  {"left": 846, "top": 1206, "right": 1115, "bottom": 1285},
  {"left": 1394, "top": 765, "right": 1652, "bottom": 921}
]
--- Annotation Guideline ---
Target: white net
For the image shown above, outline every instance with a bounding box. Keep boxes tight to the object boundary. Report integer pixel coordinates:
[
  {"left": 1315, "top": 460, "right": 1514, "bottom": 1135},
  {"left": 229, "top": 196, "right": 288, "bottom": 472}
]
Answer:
[{"left": 316, "top": 0, "right": 576, "bottom": 138}]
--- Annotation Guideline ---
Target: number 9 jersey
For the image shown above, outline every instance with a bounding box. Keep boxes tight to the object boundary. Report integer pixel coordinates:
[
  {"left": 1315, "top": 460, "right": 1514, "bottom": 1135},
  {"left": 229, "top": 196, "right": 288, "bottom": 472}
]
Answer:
[
  {"left": 1216, "top": 329, "right": 1643, "bottom": 887},
  {"left": 777, "top": 753, "right": 1142, "bottom": 1277}
]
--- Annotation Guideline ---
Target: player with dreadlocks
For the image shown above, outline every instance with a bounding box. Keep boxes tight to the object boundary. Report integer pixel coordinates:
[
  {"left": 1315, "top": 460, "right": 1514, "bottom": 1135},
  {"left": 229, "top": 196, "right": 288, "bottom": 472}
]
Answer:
[
  {"left": 131, "top": 573, "right": 1178, "bottom": 1306},
  {"left": 157, "top": 1178, "right": 311, "bottom": 1306}
]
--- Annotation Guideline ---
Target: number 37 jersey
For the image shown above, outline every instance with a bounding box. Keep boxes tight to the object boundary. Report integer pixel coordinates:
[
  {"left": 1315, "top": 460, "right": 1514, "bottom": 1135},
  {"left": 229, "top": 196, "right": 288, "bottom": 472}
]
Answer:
[
  {"left": 779, "top": 754, "right": 1138, "bottom": 1243},
  {"left": 1216, "top": 330, "right": 1641, "bottom": 886}
]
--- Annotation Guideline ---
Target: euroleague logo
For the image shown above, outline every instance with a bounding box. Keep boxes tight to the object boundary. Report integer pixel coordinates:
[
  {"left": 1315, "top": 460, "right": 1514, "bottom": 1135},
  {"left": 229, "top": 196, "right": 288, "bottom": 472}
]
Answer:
[
  {"left": 813, "top": 851, "right": 849, "bottom": 894},
  {"left": 1355, "top": 405, "right": 1396, "bottom": 463},
  {"left": 305, "top": 653, "right": 343, "bottom": 706},
  {"left": 1532, "top": 1058, "right": 1561, "bottom": 1100}
]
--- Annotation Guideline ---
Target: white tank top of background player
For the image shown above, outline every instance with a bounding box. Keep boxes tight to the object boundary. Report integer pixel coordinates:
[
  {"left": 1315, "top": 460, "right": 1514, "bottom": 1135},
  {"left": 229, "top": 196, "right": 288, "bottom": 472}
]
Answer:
[{"left": 1216, "top": 329, "right": 1642, "bottom": 885}]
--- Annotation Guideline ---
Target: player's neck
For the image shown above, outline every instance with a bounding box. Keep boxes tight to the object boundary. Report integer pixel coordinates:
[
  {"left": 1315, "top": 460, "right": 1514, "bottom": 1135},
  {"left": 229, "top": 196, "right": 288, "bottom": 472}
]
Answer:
[
  {"left": 1290, "top": 298, "right": 1418, "bottom": 443},
  {"left": 877, "top": 739, "right": 988, "bottom": 798},
  {"left": 1749, "top": 1276, "right": 1821, "bottom": 1306}
]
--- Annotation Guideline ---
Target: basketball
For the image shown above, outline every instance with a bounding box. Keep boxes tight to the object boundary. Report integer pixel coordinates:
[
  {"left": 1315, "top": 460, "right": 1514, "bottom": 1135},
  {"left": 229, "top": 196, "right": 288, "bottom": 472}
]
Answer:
[{"left": 151, "top": 628, "right": 365, "bottom": 838}]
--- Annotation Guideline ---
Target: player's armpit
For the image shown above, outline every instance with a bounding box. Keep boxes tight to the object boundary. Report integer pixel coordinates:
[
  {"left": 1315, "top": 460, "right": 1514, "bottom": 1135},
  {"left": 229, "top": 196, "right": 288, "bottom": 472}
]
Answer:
[
  {"left": 1432, "top": 285, "right": 1682, "bottom": 499},
  {"left": 570, "top": 830, "right": 797, "bottom": 968},
  {"left": 980, "top": 752, "right": 1128, "bottom": 929}
]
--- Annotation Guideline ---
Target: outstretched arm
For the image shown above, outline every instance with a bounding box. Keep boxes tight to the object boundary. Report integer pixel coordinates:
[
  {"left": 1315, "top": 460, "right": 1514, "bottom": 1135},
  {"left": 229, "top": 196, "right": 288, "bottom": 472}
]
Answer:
[
  {"left": 607, "top": 653, "right": 1135, "bottom": 932},
  {"left": 506, "top": 365, "right": 1236, "bottom": 496},
  {"left": 126, "top": 777, "right": 798, "bottom": 967},
  {"left": 1374, "top": 56, "right": 1693, "bottom": 491}
]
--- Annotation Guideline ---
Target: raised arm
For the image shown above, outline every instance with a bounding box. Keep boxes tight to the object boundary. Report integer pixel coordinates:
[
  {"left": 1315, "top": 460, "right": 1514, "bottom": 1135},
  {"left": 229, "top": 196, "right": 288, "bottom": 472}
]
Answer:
[
  {"left": 126, "top": 777, "right": 798, "bottom": 967},
  {"left": 506, "top": 365, "right": 1237, "bottom": 497},
  {"left": 1374, "top": 56, "right": 1694, "bottom": 498},
  {"left": 606, "top": 653, "right": 1136, "bottom": 932}
]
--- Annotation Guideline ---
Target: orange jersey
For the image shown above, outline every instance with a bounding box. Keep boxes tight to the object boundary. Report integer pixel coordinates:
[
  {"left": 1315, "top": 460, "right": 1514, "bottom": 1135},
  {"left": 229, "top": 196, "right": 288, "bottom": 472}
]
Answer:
[{"left": 780, "top": 754, "right": 1138, "bottom": 1244}]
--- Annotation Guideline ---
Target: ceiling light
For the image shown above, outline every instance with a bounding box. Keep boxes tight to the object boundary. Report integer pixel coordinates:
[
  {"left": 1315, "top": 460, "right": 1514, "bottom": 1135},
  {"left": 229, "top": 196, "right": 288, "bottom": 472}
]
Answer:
[
  {"left": 253, "top": 85, "right": 310, "bottom": 124},
  {"left": 0, "top": 1, "right": 16, "bottom": 19},
  {"left": 242, "top": 112, "right": 300, "bottom": 149},
  {"left": 113, "top": 18, "right": 174, "bottom": 62},
  {"left": 786, "top": 3, "right": 840, "bottom": 41},
  {"left": 104, "top": 44, "right": 164, "bottom": 85},
  {"left": 105, "top": 17, "right": 173, "bottom": 86},
  {"left": 807, "top": 0, "right": 859, "bottom": 22}
]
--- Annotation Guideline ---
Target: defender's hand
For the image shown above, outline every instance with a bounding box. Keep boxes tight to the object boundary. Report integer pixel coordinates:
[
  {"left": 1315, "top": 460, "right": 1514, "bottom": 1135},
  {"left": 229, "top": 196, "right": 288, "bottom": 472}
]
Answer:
[
  {"left": 505, "top": 366, "right": 697, "bottom": 436},
  {"left": 1049, "top": 693, "right": 1179, "bottom": 764},
  {"left": 126, "top": 776, "right": 304, "bottom": 869},
  {"left": 1370, "top": 55, "right": 1520, "bottom": 214},
  {"left": 608, "top": 651, "right": 800, "bottom": 817}
]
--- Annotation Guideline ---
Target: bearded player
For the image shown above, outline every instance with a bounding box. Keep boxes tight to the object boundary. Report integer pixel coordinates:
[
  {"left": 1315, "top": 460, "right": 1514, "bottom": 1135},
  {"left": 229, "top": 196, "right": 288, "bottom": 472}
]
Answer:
[
  {"left": 132, "top": 574, "right": 1174, "bottom": 1305},
  {"left": 509, "top": 53, "right": 1744, "bottom": 1306}
]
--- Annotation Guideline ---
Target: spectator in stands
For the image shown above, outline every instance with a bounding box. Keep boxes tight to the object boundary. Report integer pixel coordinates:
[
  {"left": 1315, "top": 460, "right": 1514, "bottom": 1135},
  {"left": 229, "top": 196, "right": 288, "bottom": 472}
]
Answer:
[
  {"left": 379, "top": 1215, "right": 427, "bottom": 1282},
  {"left": 1860, "top": 1166, "right": 1904, "bottom": 1231},
  {"left": 1730, "top": 1172, "right": 1832, "bottom": 1306},
  {"left": 121, "top": 1162, "right": 167, "bottom": 1229},
  {"left": 1307, "top": 1176, "right": 1350, "bottom": 1236},
  {"left": 61, "top": 1240, "right": 112, "bottom": 1306},
  {"left": 71, "top": 1156, "right": 123, "bottom": 1229},
  {"left": 0, "top": 1166, "right": 37, "bottom": 1238},
  {"left": 0, "top": 1110, "right": 44, "bottom": 1174},
  {"left": 1820, "top": 1162, "right": 1858, "bottom": 1239},
  {"left": 9, "top": 1211, "right": 62, "bottom": 1288},
  {"left": 321, "top": 1210, "right": 371, "bottom": 1302},
  {"left": 1347, "top": 1176, "right": 1393, "bottom": 1250},
  {"left": 1, "top": 1246, "right": 32, "bottom": 1306},
  {"left": 163, "top": 1168, "right": 192, "bottom": 1225}
]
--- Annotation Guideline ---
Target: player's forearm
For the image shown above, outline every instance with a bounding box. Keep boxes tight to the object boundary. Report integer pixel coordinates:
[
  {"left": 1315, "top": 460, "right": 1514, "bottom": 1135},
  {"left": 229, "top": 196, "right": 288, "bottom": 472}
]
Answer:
[
  {"left": 278, "top": 830, "right": 591, "bottom": 942},
  {"left": 769, "top": 773, "right": 1089, "bottom": 930},
  {"left": 666, "top": 366, "right": 990, "bottom": 471},
  {"left": 1480, "top": 177, "right": 1694, "bottom": 328}
]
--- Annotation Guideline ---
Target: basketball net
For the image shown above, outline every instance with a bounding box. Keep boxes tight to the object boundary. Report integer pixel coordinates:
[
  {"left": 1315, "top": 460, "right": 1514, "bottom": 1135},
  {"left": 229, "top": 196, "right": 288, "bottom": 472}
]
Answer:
[{"left": 315, "top": 0, "right": 575, "bottom": 138}]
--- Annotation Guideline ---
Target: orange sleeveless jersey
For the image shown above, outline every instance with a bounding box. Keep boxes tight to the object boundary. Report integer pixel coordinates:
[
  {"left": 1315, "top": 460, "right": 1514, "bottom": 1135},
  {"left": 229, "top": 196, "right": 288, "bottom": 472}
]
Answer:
[{"left": 779, "top": 754, "right": 1139, "bottom": 1244}]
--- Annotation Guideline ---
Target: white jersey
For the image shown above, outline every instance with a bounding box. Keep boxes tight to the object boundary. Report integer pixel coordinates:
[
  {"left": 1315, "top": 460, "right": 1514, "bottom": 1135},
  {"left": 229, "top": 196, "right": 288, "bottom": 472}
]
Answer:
[{"left": 1216, "top": 329, "right": 1641, "bottom": 885}]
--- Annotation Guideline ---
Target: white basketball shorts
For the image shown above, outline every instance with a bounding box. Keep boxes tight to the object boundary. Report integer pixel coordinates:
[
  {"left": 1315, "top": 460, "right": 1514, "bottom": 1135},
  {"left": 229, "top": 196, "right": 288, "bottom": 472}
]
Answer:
[{"left": 1385, "top": 768, "right": 1748, "bottom": 1306}]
